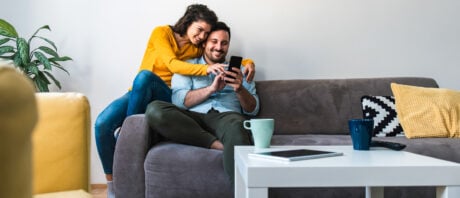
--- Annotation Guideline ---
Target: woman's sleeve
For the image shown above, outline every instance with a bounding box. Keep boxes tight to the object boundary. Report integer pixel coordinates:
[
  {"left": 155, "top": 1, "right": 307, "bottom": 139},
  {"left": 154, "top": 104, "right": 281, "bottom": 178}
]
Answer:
[
  {"left": 152, "top": 28, "right": 208, "bottom": 76},
  {"left": 242, "top": 59, "right": 254, "bottom": 66}
]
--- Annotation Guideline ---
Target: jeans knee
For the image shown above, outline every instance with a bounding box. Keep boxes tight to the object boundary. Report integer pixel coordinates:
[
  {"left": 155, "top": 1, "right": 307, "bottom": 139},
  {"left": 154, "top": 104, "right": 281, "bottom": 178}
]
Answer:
[
  {"left": 95, "top": 116, "right": 109, "bottom": 140},
  {"left": 137, "top": 70, "right": 154, "bottom": 80},
  {"left": 132, "top": 70, "right": 156, "bottom": 90},
  {"left": 95, "top": 111, "right": 121, "bottom": 139}
]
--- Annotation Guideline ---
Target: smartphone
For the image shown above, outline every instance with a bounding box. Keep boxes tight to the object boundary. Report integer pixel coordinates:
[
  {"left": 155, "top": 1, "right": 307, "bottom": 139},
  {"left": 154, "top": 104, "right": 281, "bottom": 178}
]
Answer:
[
  {"left": 226, "top": 56, "right": 242, "bottom": 82},
  {"left": 228, "top": 56, "right": 242, "bottom": 72}
]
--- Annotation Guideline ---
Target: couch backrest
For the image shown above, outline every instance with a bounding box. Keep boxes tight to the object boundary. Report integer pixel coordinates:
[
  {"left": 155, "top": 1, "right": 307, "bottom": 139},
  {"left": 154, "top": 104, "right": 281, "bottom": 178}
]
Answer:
[
  {"left": 254, "top": 77, "right": 438, "bottom": 135},
  {"left": 33, "top": 93, "right": 90, "bottom": 193}
]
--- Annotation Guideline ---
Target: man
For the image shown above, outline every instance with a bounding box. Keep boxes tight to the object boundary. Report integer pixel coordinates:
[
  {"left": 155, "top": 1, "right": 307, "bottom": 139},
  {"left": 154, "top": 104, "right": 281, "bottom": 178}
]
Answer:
[{"left": 145, "top": 21, "right": 259, "bottom": 184}]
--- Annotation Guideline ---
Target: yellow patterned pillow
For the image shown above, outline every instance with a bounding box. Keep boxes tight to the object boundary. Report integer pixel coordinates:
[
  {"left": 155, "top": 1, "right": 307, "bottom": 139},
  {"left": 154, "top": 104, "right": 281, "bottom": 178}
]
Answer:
[{"left": 391, "top": 83, "right": 460, "bottom": 138}]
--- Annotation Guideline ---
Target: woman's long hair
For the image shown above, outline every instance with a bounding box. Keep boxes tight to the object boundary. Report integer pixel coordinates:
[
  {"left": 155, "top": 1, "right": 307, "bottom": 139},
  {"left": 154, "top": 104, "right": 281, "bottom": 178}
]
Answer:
[{"left": 172, "top": 4, "right": 218, "bottom": 36}]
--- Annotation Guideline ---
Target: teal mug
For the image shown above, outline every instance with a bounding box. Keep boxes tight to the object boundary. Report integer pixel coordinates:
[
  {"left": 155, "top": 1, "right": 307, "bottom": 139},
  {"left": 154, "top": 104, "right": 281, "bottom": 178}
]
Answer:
[{"left": 243, "top": 118, "right": 274, "bottom": 148}]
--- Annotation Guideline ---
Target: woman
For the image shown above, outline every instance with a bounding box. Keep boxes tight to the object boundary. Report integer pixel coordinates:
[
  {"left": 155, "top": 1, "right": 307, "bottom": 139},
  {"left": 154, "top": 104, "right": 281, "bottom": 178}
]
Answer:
[{"left": 94, "top": 4, "right": 254, "bottom": 198}]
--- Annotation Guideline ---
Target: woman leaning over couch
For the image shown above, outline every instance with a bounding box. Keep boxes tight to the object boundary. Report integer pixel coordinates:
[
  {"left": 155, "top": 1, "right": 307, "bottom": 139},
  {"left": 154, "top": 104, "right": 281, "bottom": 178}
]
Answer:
[{"left": 94, "top": 4, "right": 255, "bottom": 198}]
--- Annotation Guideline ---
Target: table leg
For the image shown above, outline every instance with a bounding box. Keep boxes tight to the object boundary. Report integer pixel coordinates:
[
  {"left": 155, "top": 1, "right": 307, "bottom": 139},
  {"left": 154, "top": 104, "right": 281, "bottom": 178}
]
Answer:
[
  {"left": 437, "top": 186, "right": 460, "bottom": 198},
  {"left": 235, "top": 165, "right": 245, "bottom": 198},
  {"left": 365, "top": 186, "right": 383, "bottom": 198},
  {"left": 234, "top": 164, "right": 268, "bottom": 198}
]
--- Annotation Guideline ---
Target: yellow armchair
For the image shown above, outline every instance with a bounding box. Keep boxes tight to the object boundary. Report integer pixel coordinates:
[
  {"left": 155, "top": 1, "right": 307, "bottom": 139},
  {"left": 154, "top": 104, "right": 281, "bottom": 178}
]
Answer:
[
  {"left": 0, "top": 65, "right": 91, "bottom": 198},
  {"left": 33, "top": 92, "right": 91, "bottom": 197}
]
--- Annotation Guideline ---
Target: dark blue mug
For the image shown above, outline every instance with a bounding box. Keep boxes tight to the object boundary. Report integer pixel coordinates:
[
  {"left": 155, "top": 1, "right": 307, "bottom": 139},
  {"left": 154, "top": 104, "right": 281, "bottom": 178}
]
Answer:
[{"left": 348, "top": 119, "right": 374, "bottom": 150}]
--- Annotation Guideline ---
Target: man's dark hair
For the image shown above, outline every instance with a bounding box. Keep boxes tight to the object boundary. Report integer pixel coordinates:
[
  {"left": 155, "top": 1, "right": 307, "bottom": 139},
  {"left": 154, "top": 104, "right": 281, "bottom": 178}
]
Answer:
[
  {"left": 172, "top": 4, "right": 218, "bottom": 37},
  {"left": 212, "top": 21, "right": 231, "bottom": 40}
]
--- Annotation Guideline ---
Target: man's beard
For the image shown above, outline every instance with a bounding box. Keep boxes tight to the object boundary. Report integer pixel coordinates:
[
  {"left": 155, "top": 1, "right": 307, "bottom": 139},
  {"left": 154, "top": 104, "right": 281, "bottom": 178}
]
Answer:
[{"left": 207, "top": 50, "right": 226, "bottom": 63}]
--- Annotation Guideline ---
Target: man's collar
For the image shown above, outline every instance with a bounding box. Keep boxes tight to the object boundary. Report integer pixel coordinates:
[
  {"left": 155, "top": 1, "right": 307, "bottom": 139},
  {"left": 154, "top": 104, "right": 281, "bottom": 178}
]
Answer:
[{"left": 200, "top": 55, "right": 228, "bottom": 65}]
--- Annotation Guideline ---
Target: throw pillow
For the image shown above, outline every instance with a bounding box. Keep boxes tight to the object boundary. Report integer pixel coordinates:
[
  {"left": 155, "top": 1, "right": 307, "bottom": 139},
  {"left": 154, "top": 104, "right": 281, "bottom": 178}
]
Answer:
[
  {"left": 391, "top": 83, "right": 460, "bottom": 138},
  {"left": 361, "top": 95, "right": 404, "bottom": 137}
]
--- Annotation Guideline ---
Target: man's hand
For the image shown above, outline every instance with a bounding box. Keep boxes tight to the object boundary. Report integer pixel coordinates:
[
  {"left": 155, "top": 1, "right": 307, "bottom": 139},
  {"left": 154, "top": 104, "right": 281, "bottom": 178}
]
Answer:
[
  {"left": 243, "top": 62, "right": 255, "bottom": 82},
  {"left": 225, "top": 67, "right": 257, "bottom": 113},
  {"left": 183, "top": 73, "right": 225, "bottom": 108},
  {"left": 224, "top": 67, "right": 243, "bottom": 92},
  {"left": 209, "top": 72, "right": 226, "bottom": 93}
]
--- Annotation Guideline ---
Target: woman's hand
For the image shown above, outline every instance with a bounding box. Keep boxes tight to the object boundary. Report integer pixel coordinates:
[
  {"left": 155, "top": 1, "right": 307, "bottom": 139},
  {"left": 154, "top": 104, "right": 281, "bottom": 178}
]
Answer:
[
  {"left": 207, "top": 63, "right": 226, "bottom": 75},
  {"left": 243, "top": 62, "right": 255, "bottom": 82}
]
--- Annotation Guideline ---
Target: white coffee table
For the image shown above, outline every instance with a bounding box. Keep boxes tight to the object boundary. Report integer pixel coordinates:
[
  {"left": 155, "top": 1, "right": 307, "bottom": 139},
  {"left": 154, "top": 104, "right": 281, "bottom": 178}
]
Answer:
[{"left": 235, "top": 145, "right": 460, "bottom": 198}]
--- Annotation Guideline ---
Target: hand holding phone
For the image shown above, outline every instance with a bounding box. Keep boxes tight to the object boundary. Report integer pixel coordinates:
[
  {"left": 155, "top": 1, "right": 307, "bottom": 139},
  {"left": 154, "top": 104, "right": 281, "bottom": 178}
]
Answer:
[{"left": 226, "top": 56, "right": 242, "bottom": 82}]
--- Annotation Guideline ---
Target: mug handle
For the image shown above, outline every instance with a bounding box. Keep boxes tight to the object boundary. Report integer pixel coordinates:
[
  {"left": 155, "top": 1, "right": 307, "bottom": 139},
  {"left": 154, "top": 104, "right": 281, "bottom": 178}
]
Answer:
[{"left": 243, "top": 120, "right": 251, "bottom": 130}]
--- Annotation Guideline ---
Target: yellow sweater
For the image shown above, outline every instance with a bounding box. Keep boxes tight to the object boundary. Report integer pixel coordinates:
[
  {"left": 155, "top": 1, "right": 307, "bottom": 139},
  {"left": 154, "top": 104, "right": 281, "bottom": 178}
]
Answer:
[{"left": 138, "top": 25, "right": 207, "bottom": 87}]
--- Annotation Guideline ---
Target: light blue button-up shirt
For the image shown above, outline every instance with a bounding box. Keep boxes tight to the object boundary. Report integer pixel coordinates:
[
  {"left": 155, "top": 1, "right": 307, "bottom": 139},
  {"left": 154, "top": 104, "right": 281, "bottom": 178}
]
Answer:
[{"left": 171, "top": 56, "right": 259, "bottom": 116}]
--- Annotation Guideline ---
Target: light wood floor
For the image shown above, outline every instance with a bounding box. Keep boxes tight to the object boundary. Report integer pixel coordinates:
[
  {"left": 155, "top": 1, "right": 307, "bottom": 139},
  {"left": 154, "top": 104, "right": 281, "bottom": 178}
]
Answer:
[{"left": 91, "top": 184, "right": 107, "bottom": 198}]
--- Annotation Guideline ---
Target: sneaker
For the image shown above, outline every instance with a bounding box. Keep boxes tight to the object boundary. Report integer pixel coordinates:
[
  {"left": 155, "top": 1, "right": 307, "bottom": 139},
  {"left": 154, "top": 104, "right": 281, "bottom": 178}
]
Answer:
[
  {"left": 114, "top": 127, "right": 121, "bottom": 139},
  {"left": 107, "top": 181, "right": 115, "bottom": 198}
]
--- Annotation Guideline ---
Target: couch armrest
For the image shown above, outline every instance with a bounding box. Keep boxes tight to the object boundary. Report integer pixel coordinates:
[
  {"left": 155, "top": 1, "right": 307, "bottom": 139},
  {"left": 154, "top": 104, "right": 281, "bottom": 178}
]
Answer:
[{"left": 113, "top": 114, "right": 155, "bottom": 198}]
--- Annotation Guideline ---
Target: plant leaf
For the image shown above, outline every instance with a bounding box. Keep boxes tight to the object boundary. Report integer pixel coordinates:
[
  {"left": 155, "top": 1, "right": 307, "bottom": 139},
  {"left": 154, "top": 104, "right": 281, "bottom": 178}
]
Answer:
[
  {"left": 0, "top": 46, "right": 15, "bottom": 56},
  {"left": 0, "top": 19, "right": 18, "bottom": 38},
  {"left": 34, "top": 78, "right": 49, "bottom": 92},
  {"left": 13, "top": 53, "right": 23, "bottom": 68},
  {"left": 28, "top": 63, "right": 39, "bottom": 76},
  {"left": 35, "top": 36, "right": 57, "bottom": 51},
  {"left": 16, "top": 37, "right": 30, "bottom": 65},
  {"left": 29, "top": 25, "right": 50, "bottom": 43},
  {"left": 34, "top": 71, "right": 51, "bottom": 92},
  {"left": 0, "top": 55, "right": 14, "bottom": 59},
  {"left": 0, "top": 37, "right": 12, "bottom": 45},
  {"left": 49, "top": 60, "right": 61, "bottom": 66},
  {"left": 50, "top": 56, "right": 72, "bottom": 62},
  {"left": 44, "top": 70, "right": 61, "bottom": 89},
  {"left": 34, "top": 51, "right": 51, "bottom": 70},
  {"left": 52, "top": 63, "right": 69, "bottom": 75},
  {"left": 37, "top": 46, "right": 58, "bottom": 57}
]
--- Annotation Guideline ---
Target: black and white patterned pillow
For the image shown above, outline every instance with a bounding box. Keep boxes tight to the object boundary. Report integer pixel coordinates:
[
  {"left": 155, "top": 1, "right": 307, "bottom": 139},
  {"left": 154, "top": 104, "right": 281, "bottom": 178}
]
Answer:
[{"left": 361, "top": 96, "right": 404, "bottom": 137}]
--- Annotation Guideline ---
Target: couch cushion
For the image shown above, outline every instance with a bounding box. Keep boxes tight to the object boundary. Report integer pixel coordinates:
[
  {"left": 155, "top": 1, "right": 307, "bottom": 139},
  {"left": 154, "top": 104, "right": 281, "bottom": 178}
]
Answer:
[
  {"left": 144, "top": 142, "right": 232, "bottom": 198},
  {"left": 391, "top": 83, "right": 460, "bottom": 138},
  {"left": 372, "top": 136, "right": 460, "bottom": 163},
  {"left": 361, "top": 95, "right": 404, "bottom": 137}
]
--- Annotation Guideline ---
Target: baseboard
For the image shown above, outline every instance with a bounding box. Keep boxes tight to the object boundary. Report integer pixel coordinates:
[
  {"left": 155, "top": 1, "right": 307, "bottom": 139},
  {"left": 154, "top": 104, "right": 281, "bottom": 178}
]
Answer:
[{"left": 91, "top": 184, "right": 107, "bottom": 190}]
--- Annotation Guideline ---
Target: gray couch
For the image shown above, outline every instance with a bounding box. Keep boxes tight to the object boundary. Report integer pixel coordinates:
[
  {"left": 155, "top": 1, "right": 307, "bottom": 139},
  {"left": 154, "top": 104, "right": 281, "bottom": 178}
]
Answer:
[{"left": 113, "top": 77, "right": 460, "bottom": 198}]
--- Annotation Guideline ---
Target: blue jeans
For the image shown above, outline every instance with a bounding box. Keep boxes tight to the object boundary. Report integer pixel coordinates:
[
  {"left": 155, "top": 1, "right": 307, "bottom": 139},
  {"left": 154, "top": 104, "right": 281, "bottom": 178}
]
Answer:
[{"left": 95, "top": 70, "right": 171, "bottom": 174}]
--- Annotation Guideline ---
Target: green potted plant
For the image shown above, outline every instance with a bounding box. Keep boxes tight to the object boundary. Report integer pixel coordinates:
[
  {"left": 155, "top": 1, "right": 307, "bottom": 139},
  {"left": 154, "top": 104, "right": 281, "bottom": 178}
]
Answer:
[{"left": 0, "top": 19, "right": 72, "bottom": 92}]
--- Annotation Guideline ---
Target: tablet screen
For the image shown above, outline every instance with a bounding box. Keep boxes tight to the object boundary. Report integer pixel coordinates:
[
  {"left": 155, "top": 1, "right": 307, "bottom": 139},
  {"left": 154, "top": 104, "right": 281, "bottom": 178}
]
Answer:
[
  {"left": 259, "top": 149, "right": 334, "bottom": 158},
  {"left": 249, "top": 148, "right": 343, "bottom": 162}
]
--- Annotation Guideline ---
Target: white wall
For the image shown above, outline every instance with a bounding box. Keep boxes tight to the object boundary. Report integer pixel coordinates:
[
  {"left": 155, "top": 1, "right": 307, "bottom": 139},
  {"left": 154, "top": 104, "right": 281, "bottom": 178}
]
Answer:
[{"left": 3, "top": 0, "right": 460, "bottom": 184}]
